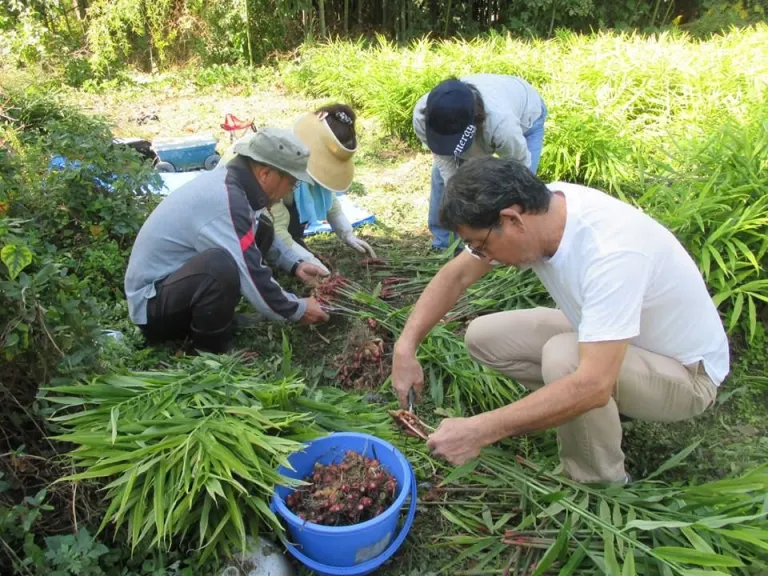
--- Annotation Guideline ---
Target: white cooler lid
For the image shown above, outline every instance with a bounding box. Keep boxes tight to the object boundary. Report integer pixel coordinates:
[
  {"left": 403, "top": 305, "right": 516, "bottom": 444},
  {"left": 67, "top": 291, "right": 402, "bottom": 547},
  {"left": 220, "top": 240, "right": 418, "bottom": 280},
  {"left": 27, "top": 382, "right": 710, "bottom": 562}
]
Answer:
[{"left": 152, "top": 133, "right": 217, "bottom": 152}]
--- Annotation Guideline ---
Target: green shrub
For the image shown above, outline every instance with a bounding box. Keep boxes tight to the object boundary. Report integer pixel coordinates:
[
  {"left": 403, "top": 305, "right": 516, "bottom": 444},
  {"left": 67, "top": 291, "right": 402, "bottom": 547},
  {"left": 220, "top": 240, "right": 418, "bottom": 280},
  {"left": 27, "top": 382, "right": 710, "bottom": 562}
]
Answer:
[
  {"left": 63, "top": 56, "right": 96, "bottom": 89},
  {"left": 0, "top": 7, "right": 67, "bottom": 68},
  {"left": 83, "top": 0, "right": 300, "bottom": 74},
  {"left": 688, "top": 0, "right": 767, "bottom": 35},
  {"left": 0, "top": 83, "right": 160, "bottom": 384},
  {"left": 631, "top": 117, "right": 768, "bottom": 341}
]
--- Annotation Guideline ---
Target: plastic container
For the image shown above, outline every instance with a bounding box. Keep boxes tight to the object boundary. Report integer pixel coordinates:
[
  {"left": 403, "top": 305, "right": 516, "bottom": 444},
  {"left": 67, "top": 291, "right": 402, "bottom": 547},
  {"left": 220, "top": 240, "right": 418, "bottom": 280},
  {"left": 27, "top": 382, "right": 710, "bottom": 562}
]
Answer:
[
  {"left": 270, "top": 432, "right": 416, "bottom": 576},
  {"left": 151, "top": 133, "right": 220, "bottom": 172},
  {"left": 102, "top": 329, "right": 124, "bottom": 341}
]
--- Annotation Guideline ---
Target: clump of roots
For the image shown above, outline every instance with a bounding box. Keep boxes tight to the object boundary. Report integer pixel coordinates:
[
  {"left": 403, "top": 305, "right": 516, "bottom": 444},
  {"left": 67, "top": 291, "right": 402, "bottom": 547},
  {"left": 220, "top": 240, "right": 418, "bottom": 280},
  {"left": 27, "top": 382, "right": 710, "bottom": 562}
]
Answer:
[
  {"left": 285, "top": 451, "right": 398, "bottom": 526},
  {"left": 335, "top": 321, "right": 389, "bottom": 390}
]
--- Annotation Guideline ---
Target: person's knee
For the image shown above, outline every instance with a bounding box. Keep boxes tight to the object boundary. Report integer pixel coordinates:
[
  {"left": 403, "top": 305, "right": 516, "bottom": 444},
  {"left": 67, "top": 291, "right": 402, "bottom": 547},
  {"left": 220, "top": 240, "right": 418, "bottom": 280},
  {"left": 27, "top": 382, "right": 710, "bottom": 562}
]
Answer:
[
  {"left": 465, "top": 316, "right": 496, "bottom": 365},
  {"left": 541, "top": 333, "right": 579, "bottom": 384},
  {"left": 199, "top": 249, "right": 240, "bottom": 295}
]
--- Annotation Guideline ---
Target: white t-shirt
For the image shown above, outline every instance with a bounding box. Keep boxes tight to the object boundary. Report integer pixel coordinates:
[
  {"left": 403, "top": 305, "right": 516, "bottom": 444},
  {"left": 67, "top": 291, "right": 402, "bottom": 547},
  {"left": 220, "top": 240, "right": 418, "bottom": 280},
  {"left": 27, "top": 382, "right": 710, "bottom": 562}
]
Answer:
[{"left": 528, "top": 182, "right": 730, "bottom": 386}]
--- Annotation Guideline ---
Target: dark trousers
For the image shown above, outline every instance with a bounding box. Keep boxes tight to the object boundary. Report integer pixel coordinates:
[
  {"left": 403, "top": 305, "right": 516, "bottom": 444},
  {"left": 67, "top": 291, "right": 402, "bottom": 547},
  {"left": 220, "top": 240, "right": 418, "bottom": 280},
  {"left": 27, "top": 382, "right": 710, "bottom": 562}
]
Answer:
[{"left": 141, "top": 249, "right": 241, "bottom": 353}]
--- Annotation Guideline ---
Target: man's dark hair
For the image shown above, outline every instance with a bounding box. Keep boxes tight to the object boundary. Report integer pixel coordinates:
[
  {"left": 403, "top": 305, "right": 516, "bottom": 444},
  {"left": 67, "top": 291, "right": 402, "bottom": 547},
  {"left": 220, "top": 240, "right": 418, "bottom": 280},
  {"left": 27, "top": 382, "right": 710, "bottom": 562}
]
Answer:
[
  {"left": 465, "top": 82, "right": 487, "bottom": 130},
  {"left": 439, "top": 156, "right": 552, "bottom": 231}
]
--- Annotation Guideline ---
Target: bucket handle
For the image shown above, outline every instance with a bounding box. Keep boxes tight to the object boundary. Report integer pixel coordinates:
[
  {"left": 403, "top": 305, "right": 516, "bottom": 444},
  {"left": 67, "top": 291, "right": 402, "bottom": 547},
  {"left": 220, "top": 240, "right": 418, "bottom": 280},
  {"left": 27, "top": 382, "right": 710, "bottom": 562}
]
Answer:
[{"left": 274, "top": 464, "right": 417, "bottom": 575}]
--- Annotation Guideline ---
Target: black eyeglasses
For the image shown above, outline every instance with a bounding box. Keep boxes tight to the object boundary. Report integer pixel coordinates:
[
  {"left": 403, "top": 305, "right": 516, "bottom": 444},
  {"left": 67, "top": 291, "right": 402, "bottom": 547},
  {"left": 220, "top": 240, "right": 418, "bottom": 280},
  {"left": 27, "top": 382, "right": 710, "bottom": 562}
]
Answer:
[
  {"left": 466, "top": 227, "right": 493, "bottom": 259},
  {"left": 272, "top": 168, "right": 297, "bottom": 187}
]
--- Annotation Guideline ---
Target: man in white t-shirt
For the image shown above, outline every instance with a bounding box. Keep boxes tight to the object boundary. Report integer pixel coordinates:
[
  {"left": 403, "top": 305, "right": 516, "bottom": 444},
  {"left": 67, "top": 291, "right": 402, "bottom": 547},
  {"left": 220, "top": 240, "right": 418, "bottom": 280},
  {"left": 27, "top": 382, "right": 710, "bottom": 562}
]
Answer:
[{"left": 391, "top": 156, "right": 729, "bottom": 483}]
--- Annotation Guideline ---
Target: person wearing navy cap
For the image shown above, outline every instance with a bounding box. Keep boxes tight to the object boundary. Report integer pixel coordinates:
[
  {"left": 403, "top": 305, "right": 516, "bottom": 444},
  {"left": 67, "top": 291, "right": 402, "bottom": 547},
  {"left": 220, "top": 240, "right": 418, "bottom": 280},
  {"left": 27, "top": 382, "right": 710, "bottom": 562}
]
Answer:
[{"left": 413, "top": 74, "right": 547, "bottom": 251}]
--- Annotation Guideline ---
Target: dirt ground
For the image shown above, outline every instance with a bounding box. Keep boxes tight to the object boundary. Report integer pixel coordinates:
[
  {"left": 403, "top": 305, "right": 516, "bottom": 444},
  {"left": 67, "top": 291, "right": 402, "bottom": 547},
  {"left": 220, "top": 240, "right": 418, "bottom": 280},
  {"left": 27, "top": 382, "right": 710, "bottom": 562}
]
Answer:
[{"left": 74, "top": 81, "right": 433, "bottom": 243}]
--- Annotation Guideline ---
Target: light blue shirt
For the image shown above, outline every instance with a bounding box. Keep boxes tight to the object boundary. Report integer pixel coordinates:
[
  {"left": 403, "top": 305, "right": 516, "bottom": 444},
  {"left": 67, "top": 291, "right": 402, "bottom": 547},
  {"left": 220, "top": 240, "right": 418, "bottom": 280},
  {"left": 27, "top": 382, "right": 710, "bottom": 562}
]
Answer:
[{"left": 294, "top": 181, "right": 336, "bottom": 226}]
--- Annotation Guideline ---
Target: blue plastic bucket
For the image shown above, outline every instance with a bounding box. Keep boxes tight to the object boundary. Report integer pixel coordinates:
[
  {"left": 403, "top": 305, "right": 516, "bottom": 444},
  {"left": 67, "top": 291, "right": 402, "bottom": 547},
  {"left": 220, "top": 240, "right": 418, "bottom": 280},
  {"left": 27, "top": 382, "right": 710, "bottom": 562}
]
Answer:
[{"left": 270, "top": 432, "right": 416, "bottom": 576}]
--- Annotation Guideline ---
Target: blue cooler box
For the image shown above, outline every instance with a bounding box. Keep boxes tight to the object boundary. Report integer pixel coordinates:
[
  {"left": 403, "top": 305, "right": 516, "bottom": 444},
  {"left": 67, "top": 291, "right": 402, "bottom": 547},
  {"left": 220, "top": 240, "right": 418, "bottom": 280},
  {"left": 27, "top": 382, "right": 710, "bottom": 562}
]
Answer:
[{"left": 151, "top": 133, "right": 220, "bottom": 172}]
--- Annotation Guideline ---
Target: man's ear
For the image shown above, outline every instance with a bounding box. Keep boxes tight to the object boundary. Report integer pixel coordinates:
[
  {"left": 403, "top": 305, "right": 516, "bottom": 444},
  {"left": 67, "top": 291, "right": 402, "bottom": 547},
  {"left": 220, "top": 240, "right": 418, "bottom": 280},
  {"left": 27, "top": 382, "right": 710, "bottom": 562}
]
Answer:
[
  {"left": 251, "top": 163, "right": 273, "bottom": 186},
  {"left": 254, "top": 164, "right": 270, "bottom": 180},
  {"left": 499, "top": 206, "right": 525, "bottom": 230}
]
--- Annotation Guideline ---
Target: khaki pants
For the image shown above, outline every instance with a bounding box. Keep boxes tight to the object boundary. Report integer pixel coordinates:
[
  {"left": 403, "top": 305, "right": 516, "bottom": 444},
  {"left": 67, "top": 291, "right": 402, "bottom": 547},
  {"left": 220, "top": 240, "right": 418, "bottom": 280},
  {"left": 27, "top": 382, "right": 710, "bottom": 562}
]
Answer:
[{"left": 464, "top": 307, "right": 718, "bottom": 483}]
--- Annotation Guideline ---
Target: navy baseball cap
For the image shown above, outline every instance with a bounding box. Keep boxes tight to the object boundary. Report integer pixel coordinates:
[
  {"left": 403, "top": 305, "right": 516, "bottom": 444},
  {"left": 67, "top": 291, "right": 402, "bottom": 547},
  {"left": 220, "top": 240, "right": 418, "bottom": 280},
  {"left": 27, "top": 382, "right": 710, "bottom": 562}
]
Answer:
[{"left": 425, "top": 79, "right": 477, "bottom": 157}]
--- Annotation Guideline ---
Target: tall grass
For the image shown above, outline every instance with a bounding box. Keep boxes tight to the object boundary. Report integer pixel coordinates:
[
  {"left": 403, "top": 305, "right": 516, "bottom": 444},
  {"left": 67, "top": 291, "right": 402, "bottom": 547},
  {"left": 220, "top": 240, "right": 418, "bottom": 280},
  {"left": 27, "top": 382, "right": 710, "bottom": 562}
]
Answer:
[
  {"left": 634, "top": 117, "right": 768, "bottom": 340},
  {"left": 281, "top": 26, "right": 768, "bottom": 340},
  {"left": 281, "top": 26, "right": 768, "bottom": 189}
]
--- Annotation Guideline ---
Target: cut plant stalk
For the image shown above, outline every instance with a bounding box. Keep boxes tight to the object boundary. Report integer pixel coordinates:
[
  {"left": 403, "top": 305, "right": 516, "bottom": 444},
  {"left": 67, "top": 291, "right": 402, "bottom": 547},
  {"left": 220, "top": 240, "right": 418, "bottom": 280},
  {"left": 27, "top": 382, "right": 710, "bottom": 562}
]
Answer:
[{"left": 431, "top": 445, "right": 768, "bottom": 575}]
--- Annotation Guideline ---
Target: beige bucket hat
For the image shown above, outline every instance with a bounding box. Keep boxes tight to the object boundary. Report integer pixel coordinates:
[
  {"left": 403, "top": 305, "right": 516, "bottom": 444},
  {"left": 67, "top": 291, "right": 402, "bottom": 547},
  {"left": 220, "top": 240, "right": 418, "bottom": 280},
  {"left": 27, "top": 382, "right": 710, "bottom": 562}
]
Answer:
[
  {"left": 233, "top": 127, "right": 314, "bottom": 183},
  {"left": 292, "top": 112, "right": 357, "bottom": 192}
]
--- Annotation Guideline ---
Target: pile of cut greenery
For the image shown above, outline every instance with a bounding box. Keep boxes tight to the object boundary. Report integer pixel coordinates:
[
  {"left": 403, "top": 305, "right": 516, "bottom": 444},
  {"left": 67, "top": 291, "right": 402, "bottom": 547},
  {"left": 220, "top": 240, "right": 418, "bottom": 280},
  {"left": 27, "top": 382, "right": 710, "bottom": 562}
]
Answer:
[
  {"left": 43, "top": 306, "right": 768, "bottom": 574},
  {"left": 41, "top": 347, "right": 400, "bottom": 563}
]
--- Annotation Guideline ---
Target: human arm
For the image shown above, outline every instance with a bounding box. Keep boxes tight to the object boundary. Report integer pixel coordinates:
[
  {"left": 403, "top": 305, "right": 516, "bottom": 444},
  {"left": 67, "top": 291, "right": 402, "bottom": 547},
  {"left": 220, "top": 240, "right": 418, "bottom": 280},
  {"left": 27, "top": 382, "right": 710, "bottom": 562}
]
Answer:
[
  {"left": 392, "top": 250, "right": 493, "bottom": 407},
  {"left": 326, "top": 195, "right": 376, "bottom": 257},
  {"left": 490, "top": 117, "right": 530, "bottom": 168},
  {"left": 427, "top": 251, "right": 652, "bottom": 464},
  {"left": 268, "top": 201, "right": 330, "bottom": 276},
  {"left": 412, "top": 92, "right": 430, "bottom": 146},
  {"left": 433, "top": 153, "right": 458, "bottom": 183},
  {"left": 299, "top": 297, "right": 330, "bottom": 325},
  {"left": 427, "top": 339, "right": 629, "bottom": 464},
  {"left": 195, "top": 211, "right": 307, "bottom": 322}
]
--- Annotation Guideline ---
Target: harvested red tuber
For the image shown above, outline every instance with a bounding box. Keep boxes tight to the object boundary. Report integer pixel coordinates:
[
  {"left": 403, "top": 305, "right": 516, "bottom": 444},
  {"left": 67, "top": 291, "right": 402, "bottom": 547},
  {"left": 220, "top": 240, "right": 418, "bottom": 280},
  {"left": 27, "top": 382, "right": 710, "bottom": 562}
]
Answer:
[{"left": 285, "top": 451, "right": 398, "bottom": 526}]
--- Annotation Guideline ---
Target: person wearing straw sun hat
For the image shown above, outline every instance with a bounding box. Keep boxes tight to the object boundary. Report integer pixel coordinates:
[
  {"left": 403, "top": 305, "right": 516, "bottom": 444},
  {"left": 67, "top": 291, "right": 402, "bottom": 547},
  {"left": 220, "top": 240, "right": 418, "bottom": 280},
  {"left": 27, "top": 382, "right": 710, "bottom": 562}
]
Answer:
[
  {"left": 124, "top": 126, "right": 330, "bottom": 354},
  {"left": 270, "top": 104, "right": 377, "bottom": 277}
]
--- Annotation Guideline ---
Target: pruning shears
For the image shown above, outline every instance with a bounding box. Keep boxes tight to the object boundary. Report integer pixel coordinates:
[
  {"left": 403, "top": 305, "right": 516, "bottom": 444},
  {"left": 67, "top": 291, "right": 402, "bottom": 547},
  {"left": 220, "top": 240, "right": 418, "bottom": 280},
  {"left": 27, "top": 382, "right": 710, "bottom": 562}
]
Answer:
[
  {"left": 407, "top": 388, "right": 415, "bottom": 413},
  {"left": 319, "top": 303, "right": 342, "bottom": 314}
]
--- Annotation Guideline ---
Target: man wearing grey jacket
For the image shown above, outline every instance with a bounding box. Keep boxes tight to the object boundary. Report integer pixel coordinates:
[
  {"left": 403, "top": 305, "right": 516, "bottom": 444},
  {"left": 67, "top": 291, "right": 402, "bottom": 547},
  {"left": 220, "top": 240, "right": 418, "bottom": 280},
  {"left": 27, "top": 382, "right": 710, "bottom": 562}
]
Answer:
[
  {"left": 413, "top": 74, "right": 548, "bottom": 250},
  {"left": 124, "top": 128, "right": 330, "bottom": 353}
]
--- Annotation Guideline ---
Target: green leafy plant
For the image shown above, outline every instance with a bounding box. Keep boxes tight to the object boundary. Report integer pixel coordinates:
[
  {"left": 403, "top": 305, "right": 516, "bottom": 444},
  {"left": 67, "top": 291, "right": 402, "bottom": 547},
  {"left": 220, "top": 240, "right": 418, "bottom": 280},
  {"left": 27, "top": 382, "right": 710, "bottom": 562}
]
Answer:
[
  {"left": 1, "top": 241, "right": 33, "bottom": 280},
  {"left": 633, "top": 118, "right": 768, "bottom": 340},
  {"left": 42, "top": 354, "right": 403, "bottom": 562},
  {"left": 44, "top": 358, "right": 310, "bottom": 561},
  {"left": 430, "top": 449, "right": 768, "bottom": 575},
  {"left": 366, "top": 247, "right": 551, "bottom": 320},
  {"left": 42, "top": 529, "right": 110, "bottom": 576},
  {"left": 0, "top": 82, "right": 160, "bottom": 380},
  {"left": 0, "top": 480, "right": 51, "bottom": 573}
]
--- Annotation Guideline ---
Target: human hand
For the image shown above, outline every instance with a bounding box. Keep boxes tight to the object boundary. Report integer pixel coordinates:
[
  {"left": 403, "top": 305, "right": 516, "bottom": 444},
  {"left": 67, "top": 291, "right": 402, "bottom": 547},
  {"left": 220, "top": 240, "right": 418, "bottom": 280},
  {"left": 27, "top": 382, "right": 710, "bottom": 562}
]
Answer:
[
  {"left": 308, "top": 257, "right": 331, "bottom": 275},
  {"left": 427, "top": 417, "right": 484, "bottom": 466},
  {"left": 296, "top": 261, "right": 329, "bottom": 286},
  {"left": 391, "top": 342, "right": 424, "bottom": 409},
  {"left": 343, "top": 233, "right": 377, "bottom": 258},
  {"left": 300, "top": 297, "right": 330, "bottom": 325}
]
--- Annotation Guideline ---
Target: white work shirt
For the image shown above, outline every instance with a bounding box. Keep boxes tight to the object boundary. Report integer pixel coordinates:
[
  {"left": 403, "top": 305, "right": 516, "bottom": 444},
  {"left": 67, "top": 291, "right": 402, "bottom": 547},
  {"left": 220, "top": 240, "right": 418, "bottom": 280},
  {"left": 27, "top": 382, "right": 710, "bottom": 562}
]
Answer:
[{"left": 528, "top": 182, "right": 730, "bottom": 386}]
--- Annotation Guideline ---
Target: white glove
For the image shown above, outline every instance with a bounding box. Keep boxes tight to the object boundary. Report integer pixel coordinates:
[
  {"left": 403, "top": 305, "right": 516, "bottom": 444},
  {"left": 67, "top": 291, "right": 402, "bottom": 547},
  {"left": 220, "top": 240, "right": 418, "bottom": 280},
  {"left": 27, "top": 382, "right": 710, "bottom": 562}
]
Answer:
[
  {"left": 326, "top": 203, "right": 377, "bottom": 257},
  {"left": 342, "top": 232, "right": 377, "bottom": 257}
]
